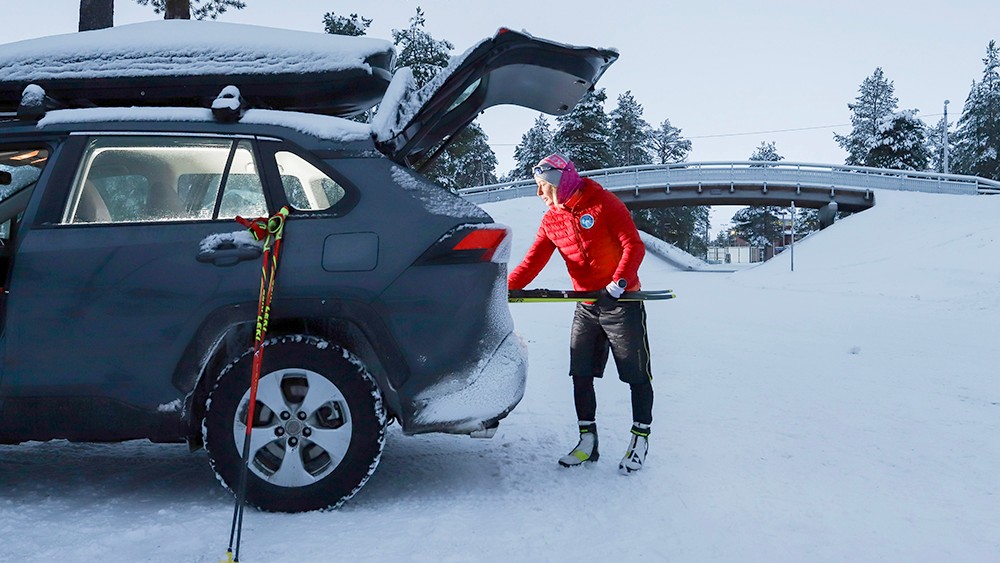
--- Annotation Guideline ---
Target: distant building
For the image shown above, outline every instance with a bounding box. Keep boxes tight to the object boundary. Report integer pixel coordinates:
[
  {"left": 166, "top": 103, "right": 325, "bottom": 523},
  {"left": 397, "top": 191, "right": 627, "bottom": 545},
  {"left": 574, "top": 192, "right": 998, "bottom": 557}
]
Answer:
[{"left": 706, "top": 235, "right": 764, "bottom": 264}]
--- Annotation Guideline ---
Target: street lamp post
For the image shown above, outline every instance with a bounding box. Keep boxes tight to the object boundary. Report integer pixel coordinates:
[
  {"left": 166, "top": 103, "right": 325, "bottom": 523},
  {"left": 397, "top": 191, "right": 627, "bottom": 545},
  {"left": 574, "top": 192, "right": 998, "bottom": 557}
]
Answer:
[
  {"left": 705, "top": 211, "right": 710, "bottom": 261},
  {"left": 789, "top": 201, "right": 795, "bottom": 272},
  {"left": 943, "top": 100, "right": 950, "bottom": 174}
]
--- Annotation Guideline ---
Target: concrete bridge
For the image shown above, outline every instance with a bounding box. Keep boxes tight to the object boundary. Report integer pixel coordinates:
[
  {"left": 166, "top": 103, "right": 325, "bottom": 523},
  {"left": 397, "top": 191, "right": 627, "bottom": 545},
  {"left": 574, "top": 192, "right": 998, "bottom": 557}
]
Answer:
[{"left": 460, "top": 161, "right": 1000, "bottom": 227}]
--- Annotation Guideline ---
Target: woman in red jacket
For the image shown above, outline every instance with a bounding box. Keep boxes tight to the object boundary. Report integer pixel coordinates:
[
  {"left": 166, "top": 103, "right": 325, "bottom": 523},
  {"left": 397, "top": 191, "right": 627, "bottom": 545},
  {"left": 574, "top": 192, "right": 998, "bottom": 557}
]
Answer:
[{"left": 508, "top": 153, "right": 653, "bottom": 474}]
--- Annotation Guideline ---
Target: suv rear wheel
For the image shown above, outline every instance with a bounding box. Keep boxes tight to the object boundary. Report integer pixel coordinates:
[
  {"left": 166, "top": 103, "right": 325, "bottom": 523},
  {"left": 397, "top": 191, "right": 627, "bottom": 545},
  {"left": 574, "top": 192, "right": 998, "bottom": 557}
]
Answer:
[{"left": 203, "top": 335, "right": 386, "bottom": 512}]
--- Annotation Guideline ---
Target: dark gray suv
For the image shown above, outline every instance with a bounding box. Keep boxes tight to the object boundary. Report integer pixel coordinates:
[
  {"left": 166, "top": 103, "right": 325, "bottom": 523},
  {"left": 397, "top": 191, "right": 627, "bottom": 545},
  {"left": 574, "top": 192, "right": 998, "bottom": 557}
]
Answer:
[{"left": 0, "top": 21, "right": 616, "bottom": 512}]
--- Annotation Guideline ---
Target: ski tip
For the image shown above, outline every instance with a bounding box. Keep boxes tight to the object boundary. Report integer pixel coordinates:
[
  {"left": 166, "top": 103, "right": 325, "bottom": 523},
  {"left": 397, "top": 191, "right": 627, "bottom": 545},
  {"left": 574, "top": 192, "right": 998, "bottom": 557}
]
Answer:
[{"left": 220, "top": 550, "right": 235, "bottom": 563}]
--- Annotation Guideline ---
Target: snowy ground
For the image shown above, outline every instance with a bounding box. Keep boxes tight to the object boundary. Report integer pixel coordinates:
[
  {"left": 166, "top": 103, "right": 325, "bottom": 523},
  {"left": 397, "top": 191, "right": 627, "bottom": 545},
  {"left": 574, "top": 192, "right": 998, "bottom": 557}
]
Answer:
[{"left": 1, "top": 189, "right": 998, "bottom": 562}]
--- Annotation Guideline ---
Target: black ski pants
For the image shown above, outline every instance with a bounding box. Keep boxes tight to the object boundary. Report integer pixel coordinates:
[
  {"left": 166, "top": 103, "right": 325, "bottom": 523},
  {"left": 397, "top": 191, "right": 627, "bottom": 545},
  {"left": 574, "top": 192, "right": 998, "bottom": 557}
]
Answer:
[{"left": 569, "top": 300, "right": 653, "bottom": 425}]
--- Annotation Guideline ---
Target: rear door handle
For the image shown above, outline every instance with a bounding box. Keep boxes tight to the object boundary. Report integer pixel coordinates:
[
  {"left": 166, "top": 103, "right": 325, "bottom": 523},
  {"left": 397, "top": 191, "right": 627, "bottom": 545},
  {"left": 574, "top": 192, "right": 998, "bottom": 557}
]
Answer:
[{"left": 197, "top": 245, "right": 262, "bottom": 266}]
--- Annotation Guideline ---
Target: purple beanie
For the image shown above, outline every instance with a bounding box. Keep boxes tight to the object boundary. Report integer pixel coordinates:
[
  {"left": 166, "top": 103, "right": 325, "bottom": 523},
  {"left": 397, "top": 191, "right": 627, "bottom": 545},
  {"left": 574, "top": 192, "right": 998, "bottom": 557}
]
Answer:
[{"left": 535, "top": 153, "right": 583, "bottom": 202}]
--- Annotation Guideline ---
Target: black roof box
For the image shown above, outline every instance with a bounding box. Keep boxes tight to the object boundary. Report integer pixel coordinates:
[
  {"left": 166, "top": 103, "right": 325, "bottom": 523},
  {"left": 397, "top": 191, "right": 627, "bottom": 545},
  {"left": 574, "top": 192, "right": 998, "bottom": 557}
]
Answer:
[{"left": 0, "top": 20, "right": 395, "bottom": 117}]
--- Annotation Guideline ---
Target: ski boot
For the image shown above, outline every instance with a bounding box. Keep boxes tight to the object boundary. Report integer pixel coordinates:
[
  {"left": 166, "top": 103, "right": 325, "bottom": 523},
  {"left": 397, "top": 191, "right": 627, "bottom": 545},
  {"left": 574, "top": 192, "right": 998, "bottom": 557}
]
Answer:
[
  {"left": 619, "top": 423, "right": 650, "bottom": 474},
  {"left": 558, "top": 421, "right": 599, "bottom": 467}
]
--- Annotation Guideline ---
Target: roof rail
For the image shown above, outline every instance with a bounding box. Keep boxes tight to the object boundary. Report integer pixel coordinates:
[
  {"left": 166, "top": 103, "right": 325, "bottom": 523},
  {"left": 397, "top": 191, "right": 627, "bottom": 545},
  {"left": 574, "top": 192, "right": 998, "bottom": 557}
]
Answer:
[
  {"left": 16, "top": 84, "right": 61, "bottom": 121},
  {"left": 9, "top": 83, "right": 251, "bottom": 124},
  {"left": 210, "top": 86, "right": 245, "bottom": 123}
]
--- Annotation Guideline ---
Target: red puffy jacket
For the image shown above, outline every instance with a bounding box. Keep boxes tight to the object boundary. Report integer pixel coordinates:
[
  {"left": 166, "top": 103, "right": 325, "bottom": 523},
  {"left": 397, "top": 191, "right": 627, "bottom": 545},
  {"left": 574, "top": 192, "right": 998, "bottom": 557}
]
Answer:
[{"left": 508, "top": 178, "right": 644, "bottom": 292}]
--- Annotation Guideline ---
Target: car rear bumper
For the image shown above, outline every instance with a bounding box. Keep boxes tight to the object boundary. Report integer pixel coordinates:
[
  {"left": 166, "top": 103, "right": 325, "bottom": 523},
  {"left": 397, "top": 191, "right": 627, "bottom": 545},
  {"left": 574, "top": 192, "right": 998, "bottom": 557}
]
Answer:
[{"left": 403, "top": 330, "right": 527, "bottom": 436}]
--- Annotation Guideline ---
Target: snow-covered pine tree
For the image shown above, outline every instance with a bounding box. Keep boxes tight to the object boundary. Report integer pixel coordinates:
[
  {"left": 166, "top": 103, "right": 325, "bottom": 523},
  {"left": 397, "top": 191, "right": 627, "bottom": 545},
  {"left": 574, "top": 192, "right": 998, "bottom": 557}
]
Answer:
[
  {"left": 632, "top": 116, "right": 700, "bottom": 256},
  {"left": 509, "top": 115, "right": 554, "bottom": 180},
  {"left": 952, "top": 40, "right": 1000, "bottom": 180},
  {"left": 866, "top": 110, "right": 930, "bottom": 171},
  {"left": 730, "top": 206, "right": 783, "bottom": 248},
  {"left": 834, "top": 68, "right": 899, "bottom": 166},
  {"left": 748, "top": 140, "right": 783, "bottom": 164},
  {"left": 795, "top": 207, "right": 820, "bottom": 235},
  {"left": 428, "top": 122, "right": 499, "bottom": 190},
  {"left": 650, "top": 118, "right": 692, "bottom": 164},
  {"left": 926, "top": 115, "right": 953, "bottom": 173},
  {"left": 135, "top": 0, "right": 245, "bottom": 20},
  {"left": 734, "top": 142, "right": 783, "bottom": 245},
  {"left": 609, "top": 91, "right": 653, "bottom": 166},
  {"left": 323, "top": 12, "right": 372, "bottom": 36},
  {"left": 391, "top": 7, "right": 453, "bottom": 89},
  {"left": 553, "top": 88, "right": 613, "bottom": 171},
  {"left": 633, "top": 206, "right": 709, "bottom": 257},
  {"left": 740, "top": 141, "right": 820, "bottom": 240}
]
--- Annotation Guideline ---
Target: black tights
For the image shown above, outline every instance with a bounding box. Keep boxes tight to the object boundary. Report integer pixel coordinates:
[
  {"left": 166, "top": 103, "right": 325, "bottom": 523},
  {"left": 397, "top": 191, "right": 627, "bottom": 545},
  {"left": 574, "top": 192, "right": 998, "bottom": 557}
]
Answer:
[{"left": 572, "top": 376, "right": 653, "bottom": 425}]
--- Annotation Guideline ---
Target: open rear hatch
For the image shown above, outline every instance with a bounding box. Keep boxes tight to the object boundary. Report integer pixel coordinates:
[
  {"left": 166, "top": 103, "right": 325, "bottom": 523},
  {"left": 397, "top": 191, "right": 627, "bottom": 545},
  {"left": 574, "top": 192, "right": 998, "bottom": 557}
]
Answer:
[{"left": 372, "top": 28, "right": 618, "bottom": 167}]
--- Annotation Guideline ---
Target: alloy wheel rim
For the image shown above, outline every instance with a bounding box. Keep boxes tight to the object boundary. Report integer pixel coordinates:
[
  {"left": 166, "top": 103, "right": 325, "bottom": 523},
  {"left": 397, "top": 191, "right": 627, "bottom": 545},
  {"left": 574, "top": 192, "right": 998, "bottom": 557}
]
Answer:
[{"left": 231, "top": 367, "right": 353, "bottom": 487}]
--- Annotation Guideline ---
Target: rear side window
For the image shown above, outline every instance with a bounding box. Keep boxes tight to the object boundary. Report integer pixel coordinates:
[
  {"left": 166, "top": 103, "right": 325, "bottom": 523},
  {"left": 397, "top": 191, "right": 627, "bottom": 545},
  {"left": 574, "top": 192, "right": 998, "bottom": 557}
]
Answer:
[
  {"left": 62, "top": 136, "right": 267, "bottom": 224},
  {"left": 275, "top": 151, "right": 346, "bottom": 211}
]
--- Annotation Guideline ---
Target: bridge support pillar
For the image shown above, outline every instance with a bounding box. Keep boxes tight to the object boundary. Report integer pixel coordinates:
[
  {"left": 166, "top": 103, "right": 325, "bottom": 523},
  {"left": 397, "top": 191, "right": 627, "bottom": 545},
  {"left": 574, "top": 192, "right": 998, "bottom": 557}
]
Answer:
[{"left": 818, "top": 201, "right": 839, "bottom": 229}]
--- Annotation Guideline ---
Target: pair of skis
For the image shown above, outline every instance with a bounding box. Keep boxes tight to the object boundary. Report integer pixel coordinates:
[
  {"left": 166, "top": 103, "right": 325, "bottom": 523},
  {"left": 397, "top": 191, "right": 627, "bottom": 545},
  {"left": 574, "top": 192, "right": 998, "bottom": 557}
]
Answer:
[{"left": 508, "top": 288, "right": 675, "bottom": 303}]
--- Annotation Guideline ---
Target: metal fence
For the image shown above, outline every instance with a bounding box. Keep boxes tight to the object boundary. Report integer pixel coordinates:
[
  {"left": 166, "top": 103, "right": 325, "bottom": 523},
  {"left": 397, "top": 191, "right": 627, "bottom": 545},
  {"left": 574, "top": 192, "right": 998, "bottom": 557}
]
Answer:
[{"left": 459, "top": 161, "right": 1000, "bottom": 204}]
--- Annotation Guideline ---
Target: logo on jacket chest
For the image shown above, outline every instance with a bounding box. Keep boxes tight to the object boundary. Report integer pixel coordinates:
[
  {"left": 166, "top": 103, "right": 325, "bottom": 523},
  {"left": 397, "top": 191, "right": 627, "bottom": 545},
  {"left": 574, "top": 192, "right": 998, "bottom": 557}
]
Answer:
[{"left": 579, "top": 214, "right": 595, "bottom": 229}]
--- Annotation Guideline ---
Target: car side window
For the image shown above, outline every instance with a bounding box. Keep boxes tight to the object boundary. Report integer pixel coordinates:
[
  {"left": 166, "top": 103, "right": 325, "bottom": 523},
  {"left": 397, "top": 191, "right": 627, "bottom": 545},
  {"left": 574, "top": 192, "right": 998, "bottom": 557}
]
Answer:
[
  {"left": 62, "top": 136, "right": 267, "bottom": 224},
  {"left": 275, "top": 151, "right": 346, "bottom": 212},
  {"left": 1, "top": 148, "right": 49, "bottom": 286},
  {"left": 1, "top": 148, "right": 48, "bottom": 240}
]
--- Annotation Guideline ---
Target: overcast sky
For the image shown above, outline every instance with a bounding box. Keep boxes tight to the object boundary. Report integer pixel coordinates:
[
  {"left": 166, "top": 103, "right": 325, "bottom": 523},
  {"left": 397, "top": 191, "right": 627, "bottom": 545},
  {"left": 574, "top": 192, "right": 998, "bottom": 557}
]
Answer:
[{"left": 4, "top": 1, "right": 1000, "bottom": 180}]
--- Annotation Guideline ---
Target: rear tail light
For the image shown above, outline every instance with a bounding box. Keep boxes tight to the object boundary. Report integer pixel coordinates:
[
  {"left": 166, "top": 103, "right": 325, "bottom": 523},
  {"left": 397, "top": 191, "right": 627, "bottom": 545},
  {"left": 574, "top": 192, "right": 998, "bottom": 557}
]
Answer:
[{"left": 416, "top": 224, "right": 511, "bottom": 265}]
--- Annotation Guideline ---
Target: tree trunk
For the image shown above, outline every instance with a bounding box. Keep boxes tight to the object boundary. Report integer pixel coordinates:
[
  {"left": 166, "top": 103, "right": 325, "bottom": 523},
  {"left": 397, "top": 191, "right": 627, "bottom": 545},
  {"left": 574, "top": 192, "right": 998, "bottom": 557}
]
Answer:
[
  {"left": 79, "top": 0, "right": 114, "bottom": 31},
  {"left": 165, "top": 0, "right": 192, "bottom": 19}
]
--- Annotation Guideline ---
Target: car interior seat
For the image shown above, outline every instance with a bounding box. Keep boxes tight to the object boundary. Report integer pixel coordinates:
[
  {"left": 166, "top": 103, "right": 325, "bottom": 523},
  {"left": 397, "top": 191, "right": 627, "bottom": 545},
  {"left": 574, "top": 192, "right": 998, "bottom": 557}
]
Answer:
[
  {"left": 74, "top": 181, "right": 111, "bottom": 223},
  {"left": 147, "top": 180, "right": 185, "bottom": 220}
]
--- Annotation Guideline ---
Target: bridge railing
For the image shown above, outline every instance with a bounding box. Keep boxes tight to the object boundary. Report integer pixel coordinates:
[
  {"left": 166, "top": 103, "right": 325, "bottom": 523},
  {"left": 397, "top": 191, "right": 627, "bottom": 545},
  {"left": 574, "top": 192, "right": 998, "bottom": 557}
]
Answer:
[{"left": 459, "top": 161, "right": 1000, "bottom": 203}]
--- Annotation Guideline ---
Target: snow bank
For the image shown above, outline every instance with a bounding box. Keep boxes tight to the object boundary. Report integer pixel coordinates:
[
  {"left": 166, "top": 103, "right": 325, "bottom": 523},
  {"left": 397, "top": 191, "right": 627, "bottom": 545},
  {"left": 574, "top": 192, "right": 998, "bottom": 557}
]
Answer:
[
  {"left": 744, "top": 189, "right": 1000, "bottom": 303},
  {"left": 639, "top": 230, "right": 711, "bottom": 271}
]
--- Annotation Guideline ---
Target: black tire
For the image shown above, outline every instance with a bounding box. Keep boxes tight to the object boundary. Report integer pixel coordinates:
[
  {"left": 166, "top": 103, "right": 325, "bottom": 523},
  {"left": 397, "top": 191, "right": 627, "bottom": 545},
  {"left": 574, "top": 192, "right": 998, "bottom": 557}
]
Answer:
[{"left": 203, "top": 335, "right": 386, "bottom": 512}]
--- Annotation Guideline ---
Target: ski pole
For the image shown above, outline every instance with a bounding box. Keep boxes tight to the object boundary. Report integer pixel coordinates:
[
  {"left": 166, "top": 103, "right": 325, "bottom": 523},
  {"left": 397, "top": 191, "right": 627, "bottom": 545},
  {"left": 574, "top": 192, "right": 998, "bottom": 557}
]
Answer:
[{"left": 223, "top": 206, "right": 289, "bottom": 563}]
